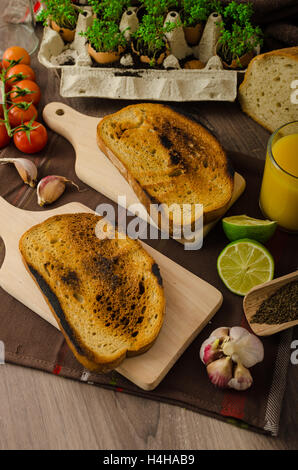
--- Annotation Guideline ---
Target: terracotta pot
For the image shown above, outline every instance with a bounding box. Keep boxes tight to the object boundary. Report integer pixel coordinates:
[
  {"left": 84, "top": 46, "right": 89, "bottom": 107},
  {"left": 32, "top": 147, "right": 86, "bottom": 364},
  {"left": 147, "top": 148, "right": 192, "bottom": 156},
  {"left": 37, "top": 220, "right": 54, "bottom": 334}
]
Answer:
[
  {"left": 183, "top": 23, "right": 204, "bottom": 46},
  {"left": 51, "top": 20, "right": 76, "bottom": 43},
  {"left": 88, "top": 43, "right": 121, "bottom": 65}
]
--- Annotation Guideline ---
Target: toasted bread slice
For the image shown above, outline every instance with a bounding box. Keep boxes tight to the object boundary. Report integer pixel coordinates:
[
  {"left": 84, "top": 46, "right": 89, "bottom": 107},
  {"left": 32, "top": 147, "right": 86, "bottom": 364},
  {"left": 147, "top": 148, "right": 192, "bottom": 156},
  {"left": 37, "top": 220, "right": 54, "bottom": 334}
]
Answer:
[
  {"left": 19, "top": 213, "right": 165, "bottom": 372},
  {"left": 97, "top": 103, "right": 234, "bottom": 230}
]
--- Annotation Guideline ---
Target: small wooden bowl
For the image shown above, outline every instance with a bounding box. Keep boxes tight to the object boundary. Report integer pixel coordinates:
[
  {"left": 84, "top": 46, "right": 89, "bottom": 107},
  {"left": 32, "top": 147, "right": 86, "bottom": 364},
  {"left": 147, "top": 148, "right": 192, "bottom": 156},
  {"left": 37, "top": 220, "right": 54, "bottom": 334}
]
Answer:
[{"left": 243, "top": 271, "right": 298, "bottom": 336}]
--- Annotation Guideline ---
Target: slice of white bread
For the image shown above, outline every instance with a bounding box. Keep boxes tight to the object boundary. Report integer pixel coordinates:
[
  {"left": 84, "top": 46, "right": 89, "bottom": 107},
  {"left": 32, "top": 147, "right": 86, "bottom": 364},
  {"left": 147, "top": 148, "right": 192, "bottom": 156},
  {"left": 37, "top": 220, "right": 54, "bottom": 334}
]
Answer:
[
  {"left": 19, "top": 213, "right": 165, "bottom": 372},
  {"left": 97, "top": 103, "right": 234, "bottom": 231},
  {"left": 239, "top": 47, "right": 298, "bottom": 133}
]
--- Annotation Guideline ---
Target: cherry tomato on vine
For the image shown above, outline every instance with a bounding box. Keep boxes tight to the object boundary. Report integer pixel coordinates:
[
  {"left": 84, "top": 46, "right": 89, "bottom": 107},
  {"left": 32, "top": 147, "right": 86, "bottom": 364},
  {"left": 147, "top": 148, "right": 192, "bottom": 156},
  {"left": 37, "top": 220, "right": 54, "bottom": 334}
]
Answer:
[
  {"left": 6, "top": 64, "right": 36, "bottom": 88},
  {"left": 10, "top": 80, "right": 41, "bottom": 106},
  {"left": 2, "top": 46, "right": 30, "bottom": 69},
  {"left": 13, "top": 121, "right": 48, "bottom": 154},
  {"left": 8, "top": 103, "right": 38, "bottom": 128},
  {"left": 0, "top": 123, "right": 10, "bottom": 148}
]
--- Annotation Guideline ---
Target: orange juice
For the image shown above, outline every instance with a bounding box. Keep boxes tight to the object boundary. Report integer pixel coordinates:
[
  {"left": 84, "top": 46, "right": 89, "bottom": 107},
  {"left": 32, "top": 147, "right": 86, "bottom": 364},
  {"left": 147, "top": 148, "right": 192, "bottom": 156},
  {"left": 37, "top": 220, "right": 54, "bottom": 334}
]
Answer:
[
  {"left": 260, "top": 126, "right": 298, "bottom": 232},
  {"left": 273, "top": 134, "right": 298, "bottom": 177}
]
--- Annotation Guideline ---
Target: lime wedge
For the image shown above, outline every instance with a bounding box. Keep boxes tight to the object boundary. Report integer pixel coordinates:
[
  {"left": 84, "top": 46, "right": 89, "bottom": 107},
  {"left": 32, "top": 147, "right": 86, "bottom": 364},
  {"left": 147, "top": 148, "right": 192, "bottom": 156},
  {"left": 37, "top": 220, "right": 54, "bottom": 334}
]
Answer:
[
  {"left": 217, "top": 239, "right": 274, "bottom": 296},
  {"left": 222, "top": 215, "right": 277, "bottom": 243}
]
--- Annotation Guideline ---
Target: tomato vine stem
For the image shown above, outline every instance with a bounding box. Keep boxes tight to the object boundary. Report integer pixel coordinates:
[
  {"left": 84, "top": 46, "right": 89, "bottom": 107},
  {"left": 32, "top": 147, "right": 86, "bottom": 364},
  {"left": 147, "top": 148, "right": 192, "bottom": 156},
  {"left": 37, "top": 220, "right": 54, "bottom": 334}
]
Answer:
[{"left": 1, "top": 59, "right": 36, "bottom": 138}]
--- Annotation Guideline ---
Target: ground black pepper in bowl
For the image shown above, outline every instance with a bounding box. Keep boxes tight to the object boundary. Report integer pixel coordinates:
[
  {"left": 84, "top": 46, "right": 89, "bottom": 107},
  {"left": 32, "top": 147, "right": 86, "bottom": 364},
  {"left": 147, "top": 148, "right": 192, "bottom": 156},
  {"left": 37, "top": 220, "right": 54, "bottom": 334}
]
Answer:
[{"left": 251, "top": 280, "right": 298, "bottom": 324}]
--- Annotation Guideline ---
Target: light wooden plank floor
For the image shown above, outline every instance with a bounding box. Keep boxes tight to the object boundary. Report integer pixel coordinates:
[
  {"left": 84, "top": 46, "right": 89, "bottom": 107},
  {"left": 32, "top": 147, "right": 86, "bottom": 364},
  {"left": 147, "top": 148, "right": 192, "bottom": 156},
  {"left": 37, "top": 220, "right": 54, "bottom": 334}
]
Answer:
[{"left": 0, "top": 362, "right": 297, "bottom": 450}]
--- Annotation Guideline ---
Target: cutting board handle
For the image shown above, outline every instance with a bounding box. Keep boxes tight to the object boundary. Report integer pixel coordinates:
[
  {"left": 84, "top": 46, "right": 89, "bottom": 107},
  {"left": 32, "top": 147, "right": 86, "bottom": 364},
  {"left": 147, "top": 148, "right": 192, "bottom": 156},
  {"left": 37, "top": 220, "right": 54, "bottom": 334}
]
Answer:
[{"left": 43, "top": 102, "right": 90, "bottom": 147}]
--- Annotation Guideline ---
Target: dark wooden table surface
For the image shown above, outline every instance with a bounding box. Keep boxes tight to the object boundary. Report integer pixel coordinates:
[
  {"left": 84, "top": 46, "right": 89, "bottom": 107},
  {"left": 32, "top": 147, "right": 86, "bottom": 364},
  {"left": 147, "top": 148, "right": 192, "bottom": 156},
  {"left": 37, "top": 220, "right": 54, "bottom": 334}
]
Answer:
[{"left": 0, "top": 21, "right": 297, "bottom": 450}]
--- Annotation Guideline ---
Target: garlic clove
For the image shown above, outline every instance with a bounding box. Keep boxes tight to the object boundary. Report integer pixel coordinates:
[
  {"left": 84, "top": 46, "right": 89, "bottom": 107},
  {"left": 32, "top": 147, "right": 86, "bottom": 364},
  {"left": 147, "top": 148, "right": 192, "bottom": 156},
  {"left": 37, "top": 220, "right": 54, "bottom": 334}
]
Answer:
[
  {"left": 200, "top": 327, "right": 229, "bottom": 364},
  {"left": 228, "top": 362, "right": 253, "bottom": 391},
  {"left": 223, "top": 326, "right": 264, "bottom": 368},
  {"left": 229, "top": 326, "right": 250, "bottom": 341},
  {"left": 37, "top": 176, "right": 65, "bottom": 206},
  {"left": 0, "top": 158, "right": 37, "bottom": 187},
  {"left": 37, "top": 176, "right": 82, "bottom": 206},
  {"left": 200, "top": 337, "right": 223, "bottom": 365},
  {"left": 206, "top": 357, "right": 233, "bottom": 388}
]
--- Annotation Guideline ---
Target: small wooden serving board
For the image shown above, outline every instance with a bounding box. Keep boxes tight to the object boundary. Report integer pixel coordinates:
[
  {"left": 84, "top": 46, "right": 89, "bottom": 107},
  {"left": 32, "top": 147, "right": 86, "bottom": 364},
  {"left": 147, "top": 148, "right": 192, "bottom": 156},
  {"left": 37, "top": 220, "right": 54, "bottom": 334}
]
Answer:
[
  {"left": 0, "top": 197, "right": 222, "bottom": 390},
  {"left": 43, "top": 102, "right": 246, "bottom": 239}
]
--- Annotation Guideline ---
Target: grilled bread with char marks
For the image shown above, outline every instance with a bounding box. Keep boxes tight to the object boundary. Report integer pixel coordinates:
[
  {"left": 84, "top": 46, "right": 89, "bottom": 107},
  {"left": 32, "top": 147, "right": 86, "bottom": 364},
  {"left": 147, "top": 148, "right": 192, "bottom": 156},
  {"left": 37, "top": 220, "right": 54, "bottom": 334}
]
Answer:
[
  {"left": 19, "top": 213, "right": 165, "bottom": 372},
  {"left": 97, "top": 103, "right": 234, "bottom": 231}
]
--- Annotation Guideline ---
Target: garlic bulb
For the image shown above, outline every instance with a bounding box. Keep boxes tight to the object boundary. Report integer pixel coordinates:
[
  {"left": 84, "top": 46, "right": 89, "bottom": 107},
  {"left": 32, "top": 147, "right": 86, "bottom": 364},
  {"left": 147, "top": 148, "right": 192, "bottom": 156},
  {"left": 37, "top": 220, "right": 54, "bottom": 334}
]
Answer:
[
  {"left": 200, "top": 326, "right": 264, "bottom": 391},
  {"left": 0, "top": 158, "right": 37, "bottom": 187},
  {"left": 37, "top": 176, "right": 81, "bottom": 206}
]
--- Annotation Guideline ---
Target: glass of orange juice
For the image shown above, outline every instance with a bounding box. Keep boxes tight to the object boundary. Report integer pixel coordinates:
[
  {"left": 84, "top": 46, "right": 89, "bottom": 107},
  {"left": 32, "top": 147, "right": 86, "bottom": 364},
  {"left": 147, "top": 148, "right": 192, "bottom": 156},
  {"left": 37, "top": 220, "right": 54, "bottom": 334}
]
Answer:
[{"left": 259, "top": 121, "right": 298, "bottom": 232}]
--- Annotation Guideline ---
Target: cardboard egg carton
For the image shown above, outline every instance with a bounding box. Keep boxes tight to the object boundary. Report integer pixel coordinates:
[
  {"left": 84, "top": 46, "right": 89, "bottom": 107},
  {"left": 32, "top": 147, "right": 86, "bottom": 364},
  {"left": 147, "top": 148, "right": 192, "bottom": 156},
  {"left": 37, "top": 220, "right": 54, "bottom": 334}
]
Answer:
[{"left": 38, "top": 8, "right": 237, "bottom": 102}]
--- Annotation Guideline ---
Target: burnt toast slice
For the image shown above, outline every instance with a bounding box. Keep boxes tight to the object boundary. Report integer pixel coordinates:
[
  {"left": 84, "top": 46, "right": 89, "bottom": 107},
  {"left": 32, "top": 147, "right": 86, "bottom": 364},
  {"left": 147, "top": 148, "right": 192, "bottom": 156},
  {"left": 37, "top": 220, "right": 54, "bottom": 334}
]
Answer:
[
  {"left": 19, "top": 213, "right": 165, "bottom": 372},
  {"left": 97, "top": 103, "right": 234, "bottom": 231}
]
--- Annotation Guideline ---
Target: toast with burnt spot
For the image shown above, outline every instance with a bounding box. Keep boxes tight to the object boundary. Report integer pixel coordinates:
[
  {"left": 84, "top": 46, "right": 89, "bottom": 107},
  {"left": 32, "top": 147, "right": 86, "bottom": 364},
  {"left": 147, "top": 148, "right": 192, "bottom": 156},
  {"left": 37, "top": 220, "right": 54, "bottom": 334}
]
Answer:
[
  {"left": 19, "top": 213, "right": 165, "bottom": 372},
  {"left": 97, "top": 103, "right": 234, "bottom": 231}
]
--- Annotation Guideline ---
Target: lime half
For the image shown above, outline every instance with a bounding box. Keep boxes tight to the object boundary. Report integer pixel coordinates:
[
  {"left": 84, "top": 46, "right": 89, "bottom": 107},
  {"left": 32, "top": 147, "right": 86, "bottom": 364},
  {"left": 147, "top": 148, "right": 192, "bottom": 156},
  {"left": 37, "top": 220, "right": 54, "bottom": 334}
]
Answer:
[
  {"left": 222, "top": 215, "right": 277, "bottom": 243},
  {"left": 217, "top": 239, "right": 274, "bottom": 296}
]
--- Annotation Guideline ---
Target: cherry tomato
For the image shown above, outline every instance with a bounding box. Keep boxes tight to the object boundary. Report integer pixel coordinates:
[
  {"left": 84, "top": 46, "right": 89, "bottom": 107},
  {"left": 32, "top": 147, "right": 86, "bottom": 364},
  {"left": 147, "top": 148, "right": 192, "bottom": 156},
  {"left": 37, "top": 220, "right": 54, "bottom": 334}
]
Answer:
[
  {"left": 8, "top": 103, "right": 38, "bottom": 128},
  {"left": 6, "top": 64, "right": 36, "bottom": 88},
  {"left": 0, "top": 104, "right": 3, "bottom": 118},
  {"left": 10, "top": 80, "right": 41, "bottom": 106},
  {"left": 13, "top": 121, "right": 47, "bottom": 154},
  {"left": 2, "top": 46, "right": 30, "bottom": 69},
  {"left": 0, "top": 123, "right": 10, "bottom": 148}
]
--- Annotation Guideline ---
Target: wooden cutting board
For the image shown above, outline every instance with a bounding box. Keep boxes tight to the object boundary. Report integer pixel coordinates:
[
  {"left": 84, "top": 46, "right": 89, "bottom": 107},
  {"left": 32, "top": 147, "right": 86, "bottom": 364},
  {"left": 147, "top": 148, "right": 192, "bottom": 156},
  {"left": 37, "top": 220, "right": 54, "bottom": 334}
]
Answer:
[
  {"left": 0, "top": 197, "right": 223, "bottom": 390},
  {"left": 42, "top": 102, "right": 246, "bottom": 239}
]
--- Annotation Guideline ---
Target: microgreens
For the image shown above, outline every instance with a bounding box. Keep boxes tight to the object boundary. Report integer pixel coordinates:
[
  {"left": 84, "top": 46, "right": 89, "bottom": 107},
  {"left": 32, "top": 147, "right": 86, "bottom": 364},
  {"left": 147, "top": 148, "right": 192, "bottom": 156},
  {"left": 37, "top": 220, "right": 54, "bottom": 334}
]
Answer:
[
  {"left": 88, "top": 0, "right": 131, "bottom": 22},
  {"left": 37, "top": 0, "right": 263, "bottom": 70},
  {"left": 143, "top": 0, "right": 179, "bottom": 17},
  {"left": 37, "top": 0, "right": 80, "bottom": 30},
  {"left": 223, "top": 1, "right": 254, "bottom": 26},
  {"left": 132, "top": 14, "right": 178, "bottom": 66},
  {"left": 218, "top": 1, "right": 263, "bottom": 66},
  {"left": 181, "top": 0, "right": 221, "bottom": 28},
  {"left": 80, "top": 19, "right": 128, "bottom": 53}
]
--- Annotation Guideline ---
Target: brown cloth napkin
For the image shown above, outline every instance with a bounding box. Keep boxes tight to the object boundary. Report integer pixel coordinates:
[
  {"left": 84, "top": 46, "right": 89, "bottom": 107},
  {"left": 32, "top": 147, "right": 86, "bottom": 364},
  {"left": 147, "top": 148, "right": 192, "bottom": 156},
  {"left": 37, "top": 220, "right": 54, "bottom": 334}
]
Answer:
[{"left": 0, "top": 144, "right": 297, "bottom": 436}]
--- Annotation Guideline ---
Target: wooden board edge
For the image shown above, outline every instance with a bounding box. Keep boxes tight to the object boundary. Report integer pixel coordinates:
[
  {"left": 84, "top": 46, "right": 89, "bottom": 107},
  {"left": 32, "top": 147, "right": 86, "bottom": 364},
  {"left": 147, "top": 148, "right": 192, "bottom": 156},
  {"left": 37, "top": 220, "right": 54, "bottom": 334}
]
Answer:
[{"left": 118, "top": 290, "right": 223, "bottom": 390}]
